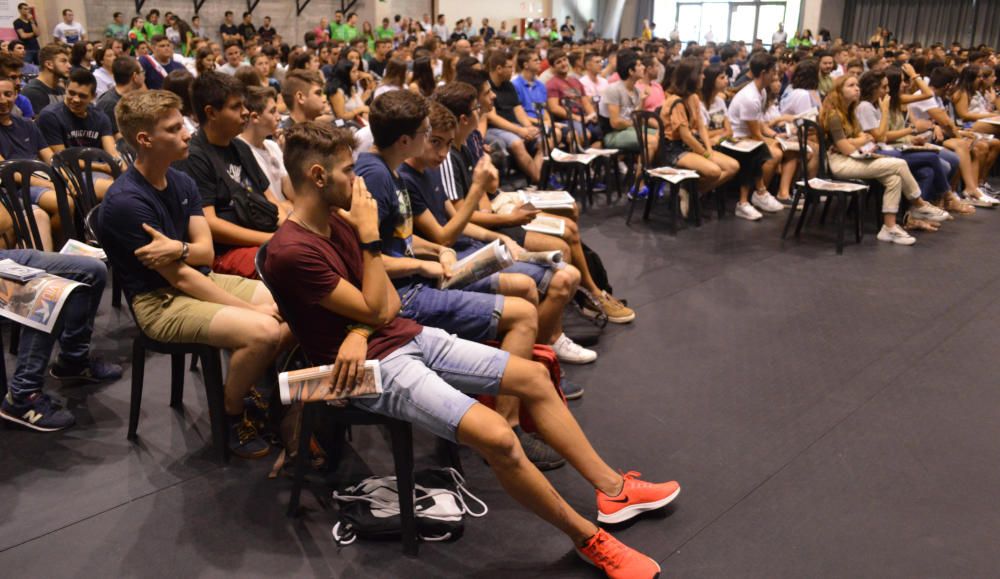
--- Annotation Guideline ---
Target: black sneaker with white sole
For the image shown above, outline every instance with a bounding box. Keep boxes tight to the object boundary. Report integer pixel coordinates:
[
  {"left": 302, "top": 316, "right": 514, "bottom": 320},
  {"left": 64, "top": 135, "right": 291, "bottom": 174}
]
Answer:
[
  {"left": 1, "top": 392, "right": 76, "bottom": 432},
  {"left": 513, "top": 425, "right": 566, "bottom": 470}
]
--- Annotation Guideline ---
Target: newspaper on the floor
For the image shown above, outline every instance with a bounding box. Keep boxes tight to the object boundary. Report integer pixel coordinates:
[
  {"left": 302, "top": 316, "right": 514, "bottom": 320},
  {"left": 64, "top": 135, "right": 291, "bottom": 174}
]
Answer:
[
  {"left": 551, "top": 148, "right": 598, "bottom": 164},
  {"left": 491, "top": 190, "right": 575, "bottom": 214},
  {"left": 719, "top": 139, "right": 764, "bottom": 153},
  {"left": 60, "top": 239, "right": 107, "bottom": 261},
  {"left": 0, "top": 259, "right": 46, "bottom": 282},
  {"left": 583, "top": 147, "right": 619, "bottom": 156},
  {"left": 807, "top": 178, "right": 868, "bottom": 192},
  {"left": 440, "top": 239, "right": 514, "bottom": 290},
  {"left": 0, "top": 273, "right": 86, "bottom": 333},
  {"left": 647, "top": 166, "right": 699, "bottom": 184},
  {"left": 278, "top": 360, "right": 383, "bottom": 404},
  {"left": 522, "top": 216, "right": 567, "bottom": 236},
  {"left": 517, "top": 250, "right": 564, "bottom": 268}
]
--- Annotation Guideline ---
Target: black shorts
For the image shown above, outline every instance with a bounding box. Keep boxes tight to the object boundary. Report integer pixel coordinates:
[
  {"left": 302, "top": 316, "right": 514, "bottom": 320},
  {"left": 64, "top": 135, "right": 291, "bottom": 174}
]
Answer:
[{"left": 496, "top": 226, "right": 528, "bottom": 245}]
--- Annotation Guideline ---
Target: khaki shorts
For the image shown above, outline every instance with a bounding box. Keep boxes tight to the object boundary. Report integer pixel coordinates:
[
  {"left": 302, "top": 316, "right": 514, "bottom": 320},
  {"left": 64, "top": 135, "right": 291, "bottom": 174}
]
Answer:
[{"left": 132, "top": 273, "right": 261, "bottom": 344}]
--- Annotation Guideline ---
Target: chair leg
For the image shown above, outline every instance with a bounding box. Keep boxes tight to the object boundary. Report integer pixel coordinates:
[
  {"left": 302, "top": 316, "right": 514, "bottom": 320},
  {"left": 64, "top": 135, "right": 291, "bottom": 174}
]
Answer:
[
  {"left": 0, "top": 329, "right": 8, "bottom": 402},
  {"left": 389, "top": 420, "right": 418, "bottom": 557},
  {"left": 287, "top": 402, "right": 316, "bottom": 517},
  {"left": 127, "top": 339, "right": 146, "bottom": 441},
  {"left": 669, "top": 183, "right": 680, "bottom": 235},
  {"left": 795, "top": 193, "right": 813, "bottom": 237},
  {"left": 169, "top": 353, "right": 185, "bottom": 408},
  {"left": 856, "top": 193, "right": 864, "bottom": 242},
  {"left": 819, "top": 193, "right": 834, "bottom": 224},
  {"left": 835, "top": 192, "right": 848, "bottom": 255},
  {"left": 200, "top": 348, "right": 228, "bottom": 463},
  {"left": 782, "top": 188, "right": 800, "bottom": 239},
  {"left": 189, "top": 354, "right": 199, "bottom": 372}
]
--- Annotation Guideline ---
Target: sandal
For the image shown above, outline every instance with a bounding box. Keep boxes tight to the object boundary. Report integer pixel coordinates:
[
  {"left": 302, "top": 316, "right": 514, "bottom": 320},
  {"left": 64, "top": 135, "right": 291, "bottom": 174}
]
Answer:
[
  {"left": 903, "top": 213, "right": 939, "bottom": 232},
  {"left": 945, "top": 196, "right": 976, "bottom": 215}
]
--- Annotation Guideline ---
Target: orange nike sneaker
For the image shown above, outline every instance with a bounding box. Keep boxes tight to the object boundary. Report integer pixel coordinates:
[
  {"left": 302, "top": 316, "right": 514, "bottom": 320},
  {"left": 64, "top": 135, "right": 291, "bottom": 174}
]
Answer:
[
  {"left": 577, "top": 528, "right": 661, "bottom": 579},
  {"left": 597, "top": 471, "right": 681, "bottom": 524}
]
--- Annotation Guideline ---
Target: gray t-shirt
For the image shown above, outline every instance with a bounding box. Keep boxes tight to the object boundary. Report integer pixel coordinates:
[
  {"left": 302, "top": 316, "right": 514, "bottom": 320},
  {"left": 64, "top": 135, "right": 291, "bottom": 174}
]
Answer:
[
  {"left": 598, "top": 81, "right": 640, "bottom": 132},
  {"left": 856, "top": 101, "right": 881, "bottom": 132}
]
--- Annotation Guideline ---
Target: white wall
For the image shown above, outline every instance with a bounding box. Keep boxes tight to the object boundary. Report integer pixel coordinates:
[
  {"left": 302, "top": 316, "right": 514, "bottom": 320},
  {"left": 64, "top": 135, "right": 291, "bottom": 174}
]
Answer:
[{"left": 436, "top": 0, "right": 546, "bottom": 36}]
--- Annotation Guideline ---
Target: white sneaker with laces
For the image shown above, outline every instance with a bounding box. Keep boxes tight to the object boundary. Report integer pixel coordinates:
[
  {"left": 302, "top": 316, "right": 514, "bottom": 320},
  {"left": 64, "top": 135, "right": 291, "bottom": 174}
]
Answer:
[
  {"left": 910, "top": 204, "right": 951, "bottom": 222},
  {"left": 735, "top": 202, "right": 763, "bottom": 221},
  {"left": 552, "top": 333, "right": 598, "bottom": 364},
  {"left": 751, "top": 191, "right": 785, "bottom": 213},
  {"left": 877, "top": 224, "right": 916, "bottom": 245},
  {"left": 975, "top": 189, "right": 1000, "bottom": 206}
]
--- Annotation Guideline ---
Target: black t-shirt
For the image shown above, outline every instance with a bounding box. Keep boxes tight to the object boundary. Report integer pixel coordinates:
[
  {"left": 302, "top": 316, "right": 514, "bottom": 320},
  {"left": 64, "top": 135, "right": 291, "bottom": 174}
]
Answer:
[
  {"left": 98, "top": 166, "right": 209, "bottom": 299},
  {"left": 239, "top": 23, "right": 256, "bottom": 40},
  {"left": 0, "top": 116, "right": 47, "bottom": 160},
  {"left": 96, "top": 89, "right": 122, "bottom": 134},
  {"left": 14, "top": 18, "right": 40, "bottom": 51},
  {"left": 490, "top": 78, "right": 522, "bottom": 126},
  {"left": 21, "top": 78, "right": 64, "bottom": 116},
  {"left": 368, "top": 56, "right": 387, "bottom": 78},
  {"left": 258, "top": 26, "right": 275, "bottom": 42},
  {"left": 219, "top": 23, "right": 239, "bottom": 38},
  {"left": 36, "top": 102, "right": 113, "bottom": 149},
  {"left": 174, "top": 129, "right": 270, "bottom": 251}
]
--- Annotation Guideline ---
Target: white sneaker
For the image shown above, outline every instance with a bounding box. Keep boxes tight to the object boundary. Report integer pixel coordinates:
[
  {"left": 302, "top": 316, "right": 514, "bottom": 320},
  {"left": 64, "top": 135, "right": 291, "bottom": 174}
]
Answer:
[
  {"left": 751, "top": 191, "right": 785, "bottom": 213},
  {"left": 618, "top": 161, "right": 629, "bottom": 175},
  {"left": 552, "top": 333, "right": 598, "bottom": 364},
  {"left": 974, "top": 190, "right": 1000, "bottom": 206},
  {"left": 735, "top": 202, "right": 763, "bottom": 221},
  {"left": 909, "top": 204, "right": 951, "bottom": 223},
  {"left": 877, "top": 224, "right": 916, "bottom": 246}
]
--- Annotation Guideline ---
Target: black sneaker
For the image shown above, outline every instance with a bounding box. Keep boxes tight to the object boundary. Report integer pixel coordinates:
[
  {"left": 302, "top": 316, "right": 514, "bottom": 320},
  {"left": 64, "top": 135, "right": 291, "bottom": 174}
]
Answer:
[
  {"left": 227, "top": 412, "right": 271, "bottom": 459},
  {"left": 560, "top": 371, "right": 584, "bottom": 400},
  {"left": 49, "top": 358, "right": 123, "bottom": 384},
  {"left": 513, "top": 425, "right": 565, "bottom": 471},
  {"left": 1, "top": 392, "right": 76, "bottom": 432}
]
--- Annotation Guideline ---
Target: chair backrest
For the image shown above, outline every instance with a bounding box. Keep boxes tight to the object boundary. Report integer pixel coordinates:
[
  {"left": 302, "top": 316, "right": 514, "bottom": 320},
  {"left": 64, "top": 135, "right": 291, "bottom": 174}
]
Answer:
[
  {"left": 116, "top": 138, "right": 137, "bottom": 167},
  {"left": 52, "top": 147, "right": 122, "bottom": 224},
  {"left": 0, "top": 159, "right": 74, "bottom": 247},
  {"left": 631, "top": 110, "right": 662, "bottom": 174},
  {"left": 532, "top": 102, "right": 554, "bottom": 158},
  {"left": 796, "top": 118, "right": 833, "bottom": 179},
  {"left": 560, "top": 97, "right": 588, "bottom": 153}
]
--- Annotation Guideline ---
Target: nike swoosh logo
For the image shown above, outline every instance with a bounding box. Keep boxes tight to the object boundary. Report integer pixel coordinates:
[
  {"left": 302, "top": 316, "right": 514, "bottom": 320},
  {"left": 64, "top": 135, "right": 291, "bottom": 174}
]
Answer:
[{"left": 606, "top": 496, "right": 630, "bottom": 504}]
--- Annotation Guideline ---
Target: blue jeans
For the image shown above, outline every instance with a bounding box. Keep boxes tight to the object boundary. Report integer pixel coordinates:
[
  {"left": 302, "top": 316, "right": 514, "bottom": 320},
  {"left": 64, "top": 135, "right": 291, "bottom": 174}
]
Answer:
[
  {"left": 398, "top": 282, "right": 505, "bottom": 343},
  {"left": 3, "top": 250, "right": 107, "bottom": 398},
  {"left": 879, "top": 149, "right": 949, "bottom": 201}
]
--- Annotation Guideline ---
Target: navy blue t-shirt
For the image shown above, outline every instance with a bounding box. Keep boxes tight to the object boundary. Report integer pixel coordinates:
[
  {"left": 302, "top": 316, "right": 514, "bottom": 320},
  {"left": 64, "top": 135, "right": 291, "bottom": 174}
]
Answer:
[
  {"left": 98, "top": 166, "right": 209, "bottom": 299},
  {"left": 36, "top": 102, "right": 113, "bottom": 149},
  {"left": 139, "top": 55, "right": 185, "bottom": 90},
  {"left": 398, "top": 161, "right": 450, "bottom": 226},
  {"left": 355, "top": 152, "right": 414, "bottom": 259},
  {"left": 0, "top": 116, "right": 47, "bottom": 160}
]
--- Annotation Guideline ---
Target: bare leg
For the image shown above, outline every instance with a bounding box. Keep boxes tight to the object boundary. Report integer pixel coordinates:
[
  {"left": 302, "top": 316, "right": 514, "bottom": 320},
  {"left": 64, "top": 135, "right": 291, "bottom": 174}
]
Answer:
[
  {"left": 206, "top": 306, "right": 284, "bottom": 415},
  {"left": 493, "top": 296, "right": 539, "bottom": 427},
  {"left": 535, "top": 266, "right": 580, "bottom": 344}
]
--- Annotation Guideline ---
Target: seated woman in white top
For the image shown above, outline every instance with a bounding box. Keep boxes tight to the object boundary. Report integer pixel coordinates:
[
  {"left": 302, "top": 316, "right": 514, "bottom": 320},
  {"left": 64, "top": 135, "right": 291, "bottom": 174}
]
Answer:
[
  {"left": 326, "top": 59, "right": 370, "bottom": 125},
  {"left": 951, "top": 64, "right": 1000, "bottom": 189},
  {"left": 761, "top": 75, "right": 806, "bottom": 203}
]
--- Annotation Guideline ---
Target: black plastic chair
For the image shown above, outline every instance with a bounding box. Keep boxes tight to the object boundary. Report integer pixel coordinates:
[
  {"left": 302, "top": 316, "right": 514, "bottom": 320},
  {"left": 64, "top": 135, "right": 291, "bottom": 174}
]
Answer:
[
  {"left": 89, "top": 204, "right": 229, "bottom": 461},
  {"left": 630, "top": 111, "right": 700, "bottom": 233},
  {"left": 116, "top": 138, "right": 137, "bottom": 167},
  {"left": 255, "top": 242, "right": 423, "bottom": 556},
  {"left": 781, "top": 118, "right": 868, "bottom": 254},
  {"left": 560, "top": 96, "right": 621, "bottom": 205},
  {"left": 533, "top": 102, "right": 593, "bottom": 208}
]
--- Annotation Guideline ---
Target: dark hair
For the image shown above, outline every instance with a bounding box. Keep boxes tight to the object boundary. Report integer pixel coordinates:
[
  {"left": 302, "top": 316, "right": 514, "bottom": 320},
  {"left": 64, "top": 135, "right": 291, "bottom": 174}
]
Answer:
[
  {"left": 235, "top": 65, "right": 264, "bottom": 88},
  {"left": 284, "top": 123, "right": 356, "bottom": 190},
  {"left": 720, "top": 45, "right": 738, "bottom": 62},
  {"left": 929, "top": 65, "right": 957, "bottom": 89},
  {"left": 791, "top": 59, "right": 820, "bottom": 90},
  {"left": 859, "top": 69, "right": 885, "bottom": 103},
  {"left": 112, "top": 55, "right": 141, "bottom": 85},
  {"left": 456, "top": 56, "right": 480, "bottom": 77},
  {"left": 456, "top": 69, "right": 490, "bottom": 95},
  {"left": 670, "top": 56, "right": 701, "bottom": 98},
  {"left": 326, "top": 58, "right": 357, "bottom": 97},
  {"left": 191, "top": 71, "right": 246, "bottom": 124},
  {"left": 69, "top": 41, "right": 88, "bottom": 68},
  {"left": 369, "top": 90, "right": 429, "bottom": 149},
  {"left": 224, "top": 40, "right": 243, "bottom": 52},
  {"left": 432, "top": 81, "right": 478, "bottom": 118},
  {"left": 66, "top": 67, "right": 96, "bottom": 95},
  {"left": 147, "top": 9, "right": 159, "bottom": 18},
  {"left": 515, "top": 49, "right": 536, "bottom": 71},
  {"left": 427, "top": 101, "right": 458, "bottom": 132},
  {"left": 282, "top": 69, "right": 324, "bottom": 110},
  {"left": 485, "top": 50, "right": 509, "bottom": 72},
  {"left": 956, "top": 64, "right": 981, "bottom": 97},
  {"left": 615, "top": 49, "right": 639, "bottom": 79},
  {"left": 0, "top": 52, "right": 24, "bottom": 74},
  {"left": 411, "top": 56, "right": 436, "bottom": 96},
  {"left": 245, "top": 85, "right": 277, "bottom": 114},
  {"left": 748, "top": 52, "right": 776, "bottom": 77},
  {"left": 700, "top": 63, "right": 726, "bottom": 105},
  {"left": 162, "top": 69, "right": 195, "bottom": 116},
  {"left": 883, "top": 67, "right": 905, "bottom": 112},
  {"left": 382, "top": 57, "right": 408, "bottom": 87}
]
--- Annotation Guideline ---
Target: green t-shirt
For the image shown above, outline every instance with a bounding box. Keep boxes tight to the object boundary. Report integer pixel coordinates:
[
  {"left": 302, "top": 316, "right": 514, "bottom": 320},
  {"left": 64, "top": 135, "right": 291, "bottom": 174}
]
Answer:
[
  {"left": 105, "top": 22, "right": 127, "bottom": 41},
  {"left": 526, "top": 28, "right": 540, "bottom": 40},
  {"left": 329, "top": 22, "right": 346, "bottom": 41},
  {"left": 144, "top": 22, "right": 165, "bottom": 39},
  {"left": 375, "top": 26, "right": 394, "bottom": 40},
  {"left": 343, "top": 24, "right": 359, "bottom": 42}
]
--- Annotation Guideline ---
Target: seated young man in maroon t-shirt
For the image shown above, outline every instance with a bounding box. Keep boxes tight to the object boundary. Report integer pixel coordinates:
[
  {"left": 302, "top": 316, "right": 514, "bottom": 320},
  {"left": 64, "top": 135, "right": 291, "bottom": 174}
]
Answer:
[{"left": 263, "top": 121, "right": 682, "bottom": 578}]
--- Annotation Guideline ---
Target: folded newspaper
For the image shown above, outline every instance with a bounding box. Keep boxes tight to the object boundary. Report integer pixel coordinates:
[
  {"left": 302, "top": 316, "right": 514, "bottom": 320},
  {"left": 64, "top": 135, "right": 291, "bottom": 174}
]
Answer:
[
  {"left": 583, "top": 147, "right": 619, "bottom": 156},
  {"left": 720, "top": 139, "right": 764, "bottom": 153},
  {"left": 850, "top": 141, "right": 879, "bottom": 159},
  {"left": 522, "top": 216, "right": 567, "bottom": 236},
  {"left": 551, "top": 148, "right": 598, "bottom": 164},
  {"left": 806, "top": 178, "right": 867, "bottom": 192},
  {"left": 0, "top": 259, "right": 46, "bottom": 282},
  {"left": 60, "top": 239, "right": 107, "bottom": 261},
  {"left": 777, "top": 137, "right": 813, "bottom": 153},
  {"left": 491, "top": 190, "right": 576, "bottom": 214},
  {"left": 878, "top": 142, "right": 943, "bottom": 153},
  {"left": 440, "top": 239, "right": 514, "bottom": 290},
  {"left": 278, "top": 360, "right": 383, "bottom": 404},
  {"left": 517, "top": 250, "right": 564, "bottom": 268},
  {"left": 0, "top": 273, "right": 86, "bottom": 333},
  {"left": 647, "top": 167, "right": 699, "bottom": 184}
]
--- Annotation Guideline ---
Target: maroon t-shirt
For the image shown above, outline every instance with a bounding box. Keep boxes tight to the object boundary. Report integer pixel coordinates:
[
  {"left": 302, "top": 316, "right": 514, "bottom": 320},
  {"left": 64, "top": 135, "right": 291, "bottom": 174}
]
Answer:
[
  {"left": 264, "top": 214, "right": 422, "bottom": 364},
  {"left": 546, "top": 75, "right": 586, "bottom": 102}
]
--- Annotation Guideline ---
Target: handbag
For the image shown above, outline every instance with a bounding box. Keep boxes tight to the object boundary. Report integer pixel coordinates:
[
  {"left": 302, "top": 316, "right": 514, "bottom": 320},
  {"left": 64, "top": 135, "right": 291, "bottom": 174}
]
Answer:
[{"left": 199, "top": 134, "right": 279, "bottom": 232}]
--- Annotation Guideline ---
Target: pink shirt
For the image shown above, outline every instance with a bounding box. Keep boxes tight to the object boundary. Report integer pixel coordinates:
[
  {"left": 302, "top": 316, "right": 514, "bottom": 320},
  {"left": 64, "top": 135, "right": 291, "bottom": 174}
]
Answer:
[{"left": 639, "top": 81, "right": 665, "bottom": 112}]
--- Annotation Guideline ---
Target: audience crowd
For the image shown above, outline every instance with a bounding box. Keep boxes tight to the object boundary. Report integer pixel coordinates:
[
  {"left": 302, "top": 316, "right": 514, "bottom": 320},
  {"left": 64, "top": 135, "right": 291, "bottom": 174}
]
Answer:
[{"left": 3, "top": 5, "right": 1000, "bottom": 576}]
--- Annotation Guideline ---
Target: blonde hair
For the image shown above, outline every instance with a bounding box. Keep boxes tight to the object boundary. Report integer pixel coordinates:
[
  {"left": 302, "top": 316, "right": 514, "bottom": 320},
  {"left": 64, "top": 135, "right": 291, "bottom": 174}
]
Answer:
[{"left": 115, "top": 90, "right": 183, "bottom": 149}]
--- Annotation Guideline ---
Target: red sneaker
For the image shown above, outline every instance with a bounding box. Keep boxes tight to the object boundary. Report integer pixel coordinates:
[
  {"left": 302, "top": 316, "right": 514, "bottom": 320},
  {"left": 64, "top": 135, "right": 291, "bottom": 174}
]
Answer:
[
  {"left": 577, "top": 528, "right": 661, "bottom": 578},
  {"left": 597, "top": 471, "right": 681, "bottom": 524}
]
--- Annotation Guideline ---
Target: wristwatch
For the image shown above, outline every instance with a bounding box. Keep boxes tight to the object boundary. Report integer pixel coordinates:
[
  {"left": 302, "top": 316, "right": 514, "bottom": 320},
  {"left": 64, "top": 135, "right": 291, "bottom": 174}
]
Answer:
[
  {"left": 359, "top": 240, "right": 382, "bottom": 255},
  {"left": 178, "top": 241, "right": 190, "bottom": 262}
]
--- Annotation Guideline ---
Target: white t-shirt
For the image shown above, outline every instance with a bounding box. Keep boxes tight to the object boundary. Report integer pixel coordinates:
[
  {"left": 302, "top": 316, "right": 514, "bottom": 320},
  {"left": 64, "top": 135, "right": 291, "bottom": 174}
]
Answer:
[
  {"left": 856, "top": 101, "right": 882, "bottom": 132},
  {"left": 53, "top": 22, "right": 85, "bottom": 45},
  {"left": 700, "top": 95, "right": 728, "bottom": 131},
  {"left": 240, "top": 137, "right": 289, "bottom": 202},
  {"left": 727, "top": 82, "right": 766, "bottom": 138},
  {"left": 94, "top": 68, "right": 114, "bottom": 98},
  {"left": 907, "top": 95, "right": 944, "bottom": 122},
  {"left": 772, "top": 31, "right": 787, "bottom": 45},
  {"left": 780, "top": 88, "right": 820, "bottom": 117},
  {"left": 579, "top": 74, "right": 609, "bottom": 102}
]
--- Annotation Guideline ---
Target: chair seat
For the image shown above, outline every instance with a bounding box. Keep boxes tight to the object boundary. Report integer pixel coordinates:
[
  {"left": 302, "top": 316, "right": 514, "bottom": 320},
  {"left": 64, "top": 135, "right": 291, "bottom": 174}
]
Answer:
[{"left": 797, "top": 178, "right": 868, "bottom": 193}]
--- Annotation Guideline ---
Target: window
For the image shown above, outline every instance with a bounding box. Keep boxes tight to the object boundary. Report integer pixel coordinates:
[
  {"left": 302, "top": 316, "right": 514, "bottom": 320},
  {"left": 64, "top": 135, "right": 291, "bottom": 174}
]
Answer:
[{"left": 653, "top": 1, "right": 801, "bottom": 45}]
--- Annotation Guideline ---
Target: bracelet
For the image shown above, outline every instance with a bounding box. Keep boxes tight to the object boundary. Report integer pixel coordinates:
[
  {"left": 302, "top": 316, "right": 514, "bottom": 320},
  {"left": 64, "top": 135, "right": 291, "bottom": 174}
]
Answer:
[
  {"left": 346, "top": 324, "right": 373, "bottom": 338},
  {"left": 439, "top": 247, "right": 457, "bottom": 258}
]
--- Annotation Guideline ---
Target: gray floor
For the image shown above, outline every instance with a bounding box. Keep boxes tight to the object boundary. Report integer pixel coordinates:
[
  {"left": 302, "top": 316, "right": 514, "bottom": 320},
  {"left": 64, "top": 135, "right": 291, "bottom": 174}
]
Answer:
[{"left": 3, "top": 196, "right": 1000, "bottom": 578}]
